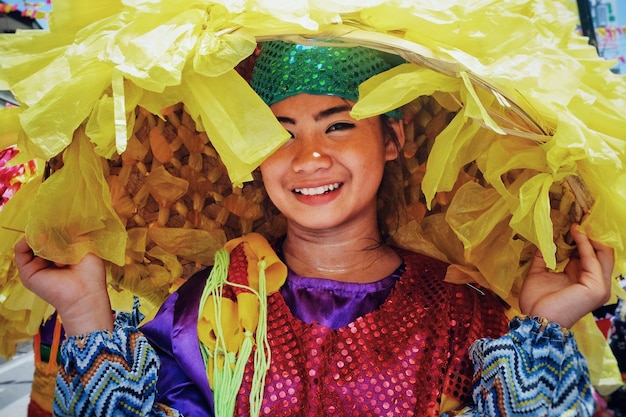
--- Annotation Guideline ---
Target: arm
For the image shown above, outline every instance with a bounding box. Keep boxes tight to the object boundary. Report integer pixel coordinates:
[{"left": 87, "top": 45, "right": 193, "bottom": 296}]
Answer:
[
  {"left": 55, "top": 306, "right": 183, "bottom": 417},
  {"left": 442, "top": 221, "right": 614, "bottom": 416},
  {"left": 14, "top": 238, "right": 183, "bottom": 417},
  {"left": 455, "top": 316, "right": 595, "bottom": 416}
]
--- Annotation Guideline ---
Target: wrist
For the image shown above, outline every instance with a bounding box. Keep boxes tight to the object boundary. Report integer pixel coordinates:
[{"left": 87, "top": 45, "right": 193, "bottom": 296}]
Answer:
[
  {"left": 522, "top": 303, "right": 582, "bottom": 329},
  {"left": 512, "top": 315, "right": 571, "bottom": 340},
  {"left": 58, "top": 295, "right": 114, "bottom": 336}
]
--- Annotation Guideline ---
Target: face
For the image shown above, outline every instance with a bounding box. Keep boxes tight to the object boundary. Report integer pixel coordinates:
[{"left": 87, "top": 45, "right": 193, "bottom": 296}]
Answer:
[{"left": 260, "top": 93, "right": 405, "bottom": 235}]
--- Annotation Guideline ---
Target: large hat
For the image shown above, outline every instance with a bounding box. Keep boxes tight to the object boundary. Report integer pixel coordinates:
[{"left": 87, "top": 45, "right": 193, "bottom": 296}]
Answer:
[{"left": 0, "top": 0, "right": 625, "bottom": 395}]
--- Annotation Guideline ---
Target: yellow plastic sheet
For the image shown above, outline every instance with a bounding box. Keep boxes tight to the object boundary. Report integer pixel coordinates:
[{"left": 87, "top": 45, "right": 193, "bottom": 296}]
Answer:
[
  {"left": 0, "top": 108, "right": 23, "bottom": 151},
  {"left": 181, "top": 69, "right": 290, "bottom": 185},
  {"left": 19, "top": 64, "right": 113, "bottom": 160},
  {"left": 0, "top": 177, "right": 54, "bottom": 357},
  {"left": 445, "top": 182, "right": 526, "bottom": 299},
  {"left": 25, "top": 129, "right": 127, "bottom": 266},
  {"left": 353, "top": 64, "right": 462, "bottom": 120},
  {"left": 147, "top": 228, "right": 227, "bottom": 266}
]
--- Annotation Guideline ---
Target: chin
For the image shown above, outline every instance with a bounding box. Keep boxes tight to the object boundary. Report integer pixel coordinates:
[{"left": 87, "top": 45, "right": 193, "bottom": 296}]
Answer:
[{"left": 287, "top": 216, "right": 341, "bottom": 232}]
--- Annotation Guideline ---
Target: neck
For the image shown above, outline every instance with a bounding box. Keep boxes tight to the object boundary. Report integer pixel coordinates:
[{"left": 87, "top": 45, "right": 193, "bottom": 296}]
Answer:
[{"left": 282, "top": 223, "right": 401, "bottom": 283}]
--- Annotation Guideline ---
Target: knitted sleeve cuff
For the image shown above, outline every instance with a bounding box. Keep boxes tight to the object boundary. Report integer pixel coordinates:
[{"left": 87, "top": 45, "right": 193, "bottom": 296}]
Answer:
[
  {"left": 56, "top": 299, "right": 181, "bottom": 416},
  {"left": 466, "top": 316, "right": 595, "bottom": 416}
]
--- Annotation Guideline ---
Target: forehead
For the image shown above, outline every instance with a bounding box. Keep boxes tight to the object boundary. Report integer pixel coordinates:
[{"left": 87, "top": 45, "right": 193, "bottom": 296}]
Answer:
[{"left": 269, "top": 93, "right": 355, "bottom": 119}]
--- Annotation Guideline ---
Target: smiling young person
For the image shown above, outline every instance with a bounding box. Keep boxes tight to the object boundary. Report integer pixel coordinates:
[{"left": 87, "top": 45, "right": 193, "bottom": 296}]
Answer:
[
  {"left": 14, "top": 40, "right": 614, "bottom": 417},
  {"left": 260, "top": 93, "right": 404, "bottom": 282}
]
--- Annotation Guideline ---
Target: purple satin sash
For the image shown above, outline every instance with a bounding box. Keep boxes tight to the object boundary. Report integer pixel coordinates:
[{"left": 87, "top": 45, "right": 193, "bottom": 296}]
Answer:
[{"left": 140, "top": 271, "right": 215, "bottom": 417}]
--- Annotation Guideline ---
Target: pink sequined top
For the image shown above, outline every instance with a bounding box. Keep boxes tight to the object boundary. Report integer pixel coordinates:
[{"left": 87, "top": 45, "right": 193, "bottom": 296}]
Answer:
[{"left": 231, "top": 248, "right": 510, "bottom": 416}]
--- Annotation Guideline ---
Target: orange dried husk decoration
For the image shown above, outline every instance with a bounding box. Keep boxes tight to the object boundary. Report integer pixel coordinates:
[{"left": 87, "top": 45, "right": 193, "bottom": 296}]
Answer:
[{"left": 43, "top": 102, "right": 287, "bottom": 317}]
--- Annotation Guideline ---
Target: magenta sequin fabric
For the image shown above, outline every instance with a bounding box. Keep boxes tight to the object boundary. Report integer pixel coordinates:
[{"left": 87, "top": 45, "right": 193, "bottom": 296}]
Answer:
[{"left": 234, "top": 249, "right": 509, "bottom": 416}]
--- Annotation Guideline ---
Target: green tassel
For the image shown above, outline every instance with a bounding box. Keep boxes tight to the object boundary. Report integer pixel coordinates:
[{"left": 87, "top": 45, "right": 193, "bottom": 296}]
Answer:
[
  {"left": 250, "top": 259, "right": 270, "bottom": 416},
  {"left": 198, "top": 249, "right": 271, "bottom": 417}
]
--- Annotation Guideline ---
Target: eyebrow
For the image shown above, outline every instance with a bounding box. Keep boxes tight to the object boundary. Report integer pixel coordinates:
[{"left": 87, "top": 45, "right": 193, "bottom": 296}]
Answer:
[{"left": 276, "top": 105, "right": 353, "bottom": 125}]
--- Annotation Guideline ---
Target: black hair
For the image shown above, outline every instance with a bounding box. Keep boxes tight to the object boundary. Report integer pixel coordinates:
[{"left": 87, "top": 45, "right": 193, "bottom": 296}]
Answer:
[{"left": 376, "top": 115, "right": 409, "bottom": 244}]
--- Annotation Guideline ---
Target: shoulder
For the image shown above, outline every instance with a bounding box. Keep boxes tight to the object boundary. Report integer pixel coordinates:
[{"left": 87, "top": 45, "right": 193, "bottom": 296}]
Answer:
[
  {"left": 393, "top": 246, "right": 508, "bottom": 320},
  {"left": 392, "top": 247, "right": 451, "bottom": 291},
  {"left": 177, "top": 267, "right": 213, "bottom": 298},
  {"left": 394, "top": 247, "right": 500, "bottom": 297},
  {"left": 140, "top": 267, "right": 212, "bottom": 348},
  {"left": 394, "top": 247, "right": 449, "bottom": 273}
]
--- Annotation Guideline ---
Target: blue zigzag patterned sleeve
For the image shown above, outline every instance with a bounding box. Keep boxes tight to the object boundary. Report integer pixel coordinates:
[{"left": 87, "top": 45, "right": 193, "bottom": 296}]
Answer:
[
  {"left": 443, "top": 316, "right": 595, "bottom": 417},
  {"left": 54, "top": 301, "right": 182, "bottom": 417}
]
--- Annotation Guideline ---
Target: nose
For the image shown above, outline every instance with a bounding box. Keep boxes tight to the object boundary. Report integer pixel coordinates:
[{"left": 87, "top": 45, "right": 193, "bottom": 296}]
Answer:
[{"left": 291, "top": 136, "right": 332, "bottom": 173}]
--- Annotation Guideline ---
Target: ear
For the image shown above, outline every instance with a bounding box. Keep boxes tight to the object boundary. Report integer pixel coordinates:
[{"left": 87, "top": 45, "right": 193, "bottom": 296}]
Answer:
[{"left": 384, "top": 117, "right": 406, "bottom": 161}]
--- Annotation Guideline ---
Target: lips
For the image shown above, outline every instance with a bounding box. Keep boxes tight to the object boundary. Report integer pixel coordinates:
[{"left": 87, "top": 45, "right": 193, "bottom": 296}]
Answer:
[{"left": 293, "top": 182, "right": 342, "bottom": 196}]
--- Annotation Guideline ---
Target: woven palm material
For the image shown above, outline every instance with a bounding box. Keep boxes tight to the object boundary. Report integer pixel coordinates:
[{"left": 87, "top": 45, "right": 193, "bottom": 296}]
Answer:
[
  {"left": 468, "top": 317, "right": 595, "bottom": 416},
  {"left": 250, "top": 40, "right": 404, "bottom": 118}
]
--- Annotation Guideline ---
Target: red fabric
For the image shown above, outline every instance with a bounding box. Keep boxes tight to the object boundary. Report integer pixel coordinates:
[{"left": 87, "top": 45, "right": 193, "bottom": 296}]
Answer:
[
  {"left": 234, "top": 249, "right": 510, "bottom": 416},
  {"left": 596, "top": 318, "right": 611, "bottom": 337},
  {"left": 27, "top": 399, "right": 52, "bottom": 417},
  {"left": 0, "top": 146, "right": 36, "bottom": 209}
]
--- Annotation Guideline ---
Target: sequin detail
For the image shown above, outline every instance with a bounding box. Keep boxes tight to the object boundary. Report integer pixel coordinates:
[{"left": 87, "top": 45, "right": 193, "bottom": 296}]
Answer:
[
  {"left": 250, "top": 40, "right": 404, "bottom": 119},
  {"left": 234, "top": 249, "right": 509, "bottom": 416}
]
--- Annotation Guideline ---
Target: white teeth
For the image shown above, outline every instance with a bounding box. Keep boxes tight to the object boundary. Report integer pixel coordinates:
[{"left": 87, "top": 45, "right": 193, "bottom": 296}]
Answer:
[{"left": 294, "top": 182, "right": 341, "bottom": 196}]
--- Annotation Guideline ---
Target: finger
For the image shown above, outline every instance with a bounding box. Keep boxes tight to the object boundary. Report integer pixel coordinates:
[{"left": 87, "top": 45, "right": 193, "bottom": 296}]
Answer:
[
  {"left": 569, "top": 223, "right": 593, "bottom": 257},
  {"left": 75, "top": 252, "right": 105, "bottom": 275},
  {"left": 589, "top": 238, "right": 615, "bottom": 281},
  {"left": 569, "top": 224, "right": 613, "bottom": 306},
  {"left": 14, "top": 237, "right": 37, "bottom": 274},
  {"left": 14, "top": 237, "right": 33, "bottom": 259},
  {"left": 527, "top": 248, "right": 549, "bottom": 276},
  {"left": 569, "top": 223, "right": 603, "bottom": 273},
  {"left": 14, "top": 237, "right": 52, "bottom": 280},
  {"left": 563, "top": 257, "right": 582, "bottom": 283}
]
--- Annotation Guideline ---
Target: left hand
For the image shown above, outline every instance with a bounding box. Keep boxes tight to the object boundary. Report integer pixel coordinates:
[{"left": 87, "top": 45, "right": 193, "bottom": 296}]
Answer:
[{"left": 519, "top": 221, "right": 614, "bottom": 329}]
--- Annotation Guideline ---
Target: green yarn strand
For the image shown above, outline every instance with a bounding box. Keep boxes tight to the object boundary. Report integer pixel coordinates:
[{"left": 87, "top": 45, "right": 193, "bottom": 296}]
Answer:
[
  {"left": 198, "top": 248, "right": 229, "bottom": 368},
  {"left": 198, "top": 249, "right": 271, "bottom": 417},
  {"left": 250, "top": 259, "right": 270, "bottom": 416}
]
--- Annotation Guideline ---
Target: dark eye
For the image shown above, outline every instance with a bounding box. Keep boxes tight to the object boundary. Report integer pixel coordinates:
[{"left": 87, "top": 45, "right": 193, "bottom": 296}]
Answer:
[{"left": 327, "top": 122, "right": 355, "bottom": 133}]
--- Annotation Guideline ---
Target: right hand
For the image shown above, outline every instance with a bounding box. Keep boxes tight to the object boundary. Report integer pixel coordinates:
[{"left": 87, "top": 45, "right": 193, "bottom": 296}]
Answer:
[
  {"left": 519, "top": 221, "right": 614, "bottom": 329},
  {"left": 14, "top": 237, "right": 114, "bottom": 335}
]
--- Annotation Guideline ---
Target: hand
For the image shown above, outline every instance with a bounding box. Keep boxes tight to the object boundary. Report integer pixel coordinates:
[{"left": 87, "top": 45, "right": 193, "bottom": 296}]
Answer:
[
  {"left": 14, "top": 237, "right": 114, "bottom": 335},
  {"left": 518, "top": 221, "right": 614, "bottom": 329}
]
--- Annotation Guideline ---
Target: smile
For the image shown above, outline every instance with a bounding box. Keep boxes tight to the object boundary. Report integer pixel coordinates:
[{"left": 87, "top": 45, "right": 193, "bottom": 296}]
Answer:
[{"left": 293, "top": 182, "right": 342, "bottom": 196}]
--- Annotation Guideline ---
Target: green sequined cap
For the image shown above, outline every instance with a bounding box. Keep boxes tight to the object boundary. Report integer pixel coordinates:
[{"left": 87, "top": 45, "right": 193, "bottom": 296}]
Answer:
[{"left": 250, "top": 40, "right": 404, "bottom": 119}]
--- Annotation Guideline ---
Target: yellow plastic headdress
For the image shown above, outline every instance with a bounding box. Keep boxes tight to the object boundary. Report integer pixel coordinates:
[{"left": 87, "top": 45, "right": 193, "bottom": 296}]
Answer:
[{"left": 0, "top": 0, "right": 625, "bottom": 396}]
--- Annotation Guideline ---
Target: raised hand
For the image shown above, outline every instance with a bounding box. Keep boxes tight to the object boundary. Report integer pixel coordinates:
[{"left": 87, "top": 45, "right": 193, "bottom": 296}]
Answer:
[
  {"left": 14, "top": 237, "right": 114, "bottom": 335},
  {"left": 519, "top": 221, "right": 614, "bottom": 329}
]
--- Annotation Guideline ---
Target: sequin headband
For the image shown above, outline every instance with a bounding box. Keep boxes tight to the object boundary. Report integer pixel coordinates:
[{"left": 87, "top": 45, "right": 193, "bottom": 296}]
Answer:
[{"left": 250, "top": 40, "right": 404, "bottom": 119}]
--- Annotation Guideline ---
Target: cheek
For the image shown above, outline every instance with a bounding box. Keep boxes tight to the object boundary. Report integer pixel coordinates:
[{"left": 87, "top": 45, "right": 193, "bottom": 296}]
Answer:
[
  {"left": 259, "top": 153, "right": 280, "bottom": 177},
  {"left": 259, "top": 160, "right": 283, "bottom": 196}
]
